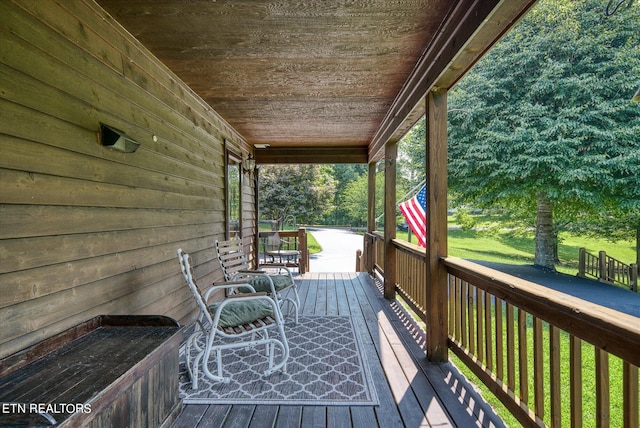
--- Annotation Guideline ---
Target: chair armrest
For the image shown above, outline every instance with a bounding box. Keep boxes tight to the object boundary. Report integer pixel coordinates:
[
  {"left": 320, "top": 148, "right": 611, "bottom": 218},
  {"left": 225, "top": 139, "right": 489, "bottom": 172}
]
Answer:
[
  {"left": 227, "top": 292, "right": 268, "bottom": 299},
  {"left": 258, "top": 263, "right": 293, "bottom": 276}
]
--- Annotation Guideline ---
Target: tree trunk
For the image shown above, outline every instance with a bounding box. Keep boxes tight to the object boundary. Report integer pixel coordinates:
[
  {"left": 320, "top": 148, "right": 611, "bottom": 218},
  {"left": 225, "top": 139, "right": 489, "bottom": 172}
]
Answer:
[{"left": 534, "top": 193, "right": 556, "bottom": 270}]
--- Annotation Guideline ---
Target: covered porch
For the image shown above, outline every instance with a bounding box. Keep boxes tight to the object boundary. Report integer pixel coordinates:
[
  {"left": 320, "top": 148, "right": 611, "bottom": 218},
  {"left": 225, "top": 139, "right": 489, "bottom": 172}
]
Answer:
[
  {"left": 2, "top": 0, "right": 638, "bottom": 427},
  {"left": 174, "top": 272, "right": 504, "bottom": 428}
]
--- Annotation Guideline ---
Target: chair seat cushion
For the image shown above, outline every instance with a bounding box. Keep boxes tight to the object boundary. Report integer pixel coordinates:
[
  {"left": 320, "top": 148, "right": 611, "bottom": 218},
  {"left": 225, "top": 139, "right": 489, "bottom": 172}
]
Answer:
[
  {"left": 248, "top": 274, "right": 293, "bottom": 293},
  {"left": 209, "top": 300, "right": 274, "bottom": 328}
]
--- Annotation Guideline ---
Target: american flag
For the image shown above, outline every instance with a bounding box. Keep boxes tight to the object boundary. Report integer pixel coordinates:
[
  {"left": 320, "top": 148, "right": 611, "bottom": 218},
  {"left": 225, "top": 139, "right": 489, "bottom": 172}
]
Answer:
[{"left": 398, "top": 185, "right": 427, "bottom": 247}]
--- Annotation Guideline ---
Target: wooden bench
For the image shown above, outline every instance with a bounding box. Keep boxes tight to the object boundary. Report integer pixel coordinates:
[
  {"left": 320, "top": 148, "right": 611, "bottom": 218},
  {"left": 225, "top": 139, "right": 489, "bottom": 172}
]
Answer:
[{"left": 0, "top": 315, "right": 183, "bottom": 427}]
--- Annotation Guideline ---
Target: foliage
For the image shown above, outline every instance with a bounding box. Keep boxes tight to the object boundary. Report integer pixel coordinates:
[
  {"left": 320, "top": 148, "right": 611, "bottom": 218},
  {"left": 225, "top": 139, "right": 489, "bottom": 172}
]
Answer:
[
  {"left": 323, "top": 164, "right": 367, "bottom": 225},
  {"left": 397, "top": 119, "right": 426, "bottom": 191},
  {"left": 259, "top": 165, "right": 336, "bottom": 226},
  {"left": 339, "top": 170, "right": 384, "bottom": 227},
  {"left": 444, "top": 0, "right": 640, "bottom": 268}
]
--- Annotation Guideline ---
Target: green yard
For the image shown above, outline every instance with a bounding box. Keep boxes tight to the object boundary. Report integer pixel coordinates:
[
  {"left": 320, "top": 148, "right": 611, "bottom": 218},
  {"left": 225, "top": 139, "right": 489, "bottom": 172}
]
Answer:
[{"left": 396, "top": 218, "right": 636, "bottom": 276}]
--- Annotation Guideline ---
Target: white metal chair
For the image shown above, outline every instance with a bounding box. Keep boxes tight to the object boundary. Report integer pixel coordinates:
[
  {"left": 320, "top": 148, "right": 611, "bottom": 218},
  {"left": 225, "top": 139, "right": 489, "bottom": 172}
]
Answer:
[
  {"left": 215, "top": 239, "right": 300, "bottom": 324},
  {"left": 262, "top": 232, "right": 301, "bottom": 266},
  {"left": 177, "top": 248, "right": 288, "bottom": 388}
]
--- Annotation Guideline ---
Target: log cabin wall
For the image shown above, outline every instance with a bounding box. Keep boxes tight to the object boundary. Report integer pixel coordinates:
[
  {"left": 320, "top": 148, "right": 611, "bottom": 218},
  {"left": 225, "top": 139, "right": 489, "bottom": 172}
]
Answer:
[{"left": 0, "top": 0, "right": 254, "bottom": 359}]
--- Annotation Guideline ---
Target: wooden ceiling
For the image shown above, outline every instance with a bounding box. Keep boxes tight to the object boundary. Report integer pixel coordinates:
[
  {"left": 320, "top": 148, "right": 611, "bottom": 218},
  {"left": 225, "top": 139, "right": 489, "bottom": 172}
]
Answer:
[{"left": 97, "top": 0, "right": 535, "bottom": 163}]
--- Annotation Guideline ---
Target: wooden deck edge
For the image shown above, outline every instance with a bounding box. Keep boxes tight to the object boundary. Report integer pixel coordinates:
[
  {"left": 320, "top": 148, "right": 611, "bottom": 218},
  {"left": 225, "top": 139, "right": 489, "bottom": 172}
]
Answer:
[{"left": 362, "top": 273, "right": 509, "bottom": 428}]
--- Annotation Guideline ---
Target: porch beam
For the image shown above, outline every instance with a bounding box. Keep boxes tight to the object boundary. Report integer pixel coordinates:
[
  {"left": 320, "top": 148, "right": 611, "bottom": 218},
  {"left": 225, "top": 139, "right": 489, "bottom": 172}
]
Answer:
[
  {"left": 254, "top": 146, "right": 368, "bottom": 164},
  {"left": 425, "top": 88, "right": 448, "bottom": 362},
  {"left": 384, "top": 142, "right": 397, "bottom": 300},
  {"left": 367, "top": 162, "right": 377, "bottom": 234}
]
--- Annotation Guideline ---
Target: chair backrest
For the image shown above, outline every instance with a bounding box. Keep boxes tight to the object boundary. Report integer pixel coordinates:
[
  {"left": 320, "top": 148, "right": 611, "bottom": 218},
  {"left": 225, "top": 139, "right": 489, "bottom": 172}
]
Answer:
[
  {"left": 177, "top": 248, "right": 212, "bottom": 325},
  {"left": 266, "top": 232, "right": 282, "bottom": 250},
  {"left": 215, "top": 239, "right": 249, "bottom": 281}
]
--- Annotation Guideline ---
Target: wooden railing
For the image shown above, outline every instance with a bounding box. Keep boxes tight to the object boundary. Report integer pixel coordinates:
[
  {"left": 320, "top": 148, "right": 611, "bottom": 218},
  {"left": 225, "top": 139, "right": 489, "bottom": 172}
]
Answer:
[
  {"left": 578, "top": 248, "right": 638, "bottom": 292},
  {"left": 364, "top": 231, "right": 385, "bottom": 274},
  {"left": 363, "top": 233, "right": 640, "bottom": 428},
  {"left": 444, "top": 257, "right": 639, "bottom": 428}
]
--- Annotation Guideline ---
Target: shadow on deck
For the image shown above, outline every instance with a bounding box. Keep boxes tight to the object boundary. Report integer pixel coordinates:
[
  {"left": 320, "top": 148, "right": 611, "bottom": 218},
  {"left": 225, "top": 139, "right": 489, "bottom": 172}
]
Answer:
[{"left": 172, "top": 272, "right": 505, "bottom": 428}]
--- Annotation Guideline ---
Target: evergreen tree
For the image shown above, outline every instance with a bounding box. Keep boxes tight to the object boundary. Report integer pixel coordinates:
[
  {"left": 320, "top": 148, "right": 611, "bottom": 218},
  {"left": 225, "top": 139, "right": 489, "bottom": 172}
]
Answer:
[{"left": 447, "top": 0, "right": 640, "bottom": 269}]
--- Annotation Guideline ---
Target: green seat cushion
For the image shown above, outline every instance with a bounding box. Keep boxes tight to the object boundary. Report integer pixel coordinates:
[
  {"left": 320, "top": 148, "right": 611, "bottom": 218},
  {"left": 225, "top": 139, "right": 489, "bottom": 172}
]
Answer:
[
  {"left": 248, "top": 274, "right": 293, "bottom": 293},
  {"left": 209, "top": 299, "right": 274, "bottom": 328}
]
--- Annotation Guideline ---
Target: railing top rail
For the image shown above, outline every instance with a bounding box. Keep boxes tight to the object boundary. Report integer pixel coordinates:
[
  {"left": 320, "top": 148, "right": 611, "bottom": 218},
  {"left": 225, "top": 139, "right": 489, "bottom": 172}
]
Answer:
[
  {"left": 603, "top": 252, "right": 630, "bottom": 268},
  {"left": 391, "top": 238, "right": 426, "bottom": 258},
  {"left": 259, "top": 229, "right": 304, "bottom": 238},
  {"left": 442, "top": 256, "right": 640, "bottom": 366}
]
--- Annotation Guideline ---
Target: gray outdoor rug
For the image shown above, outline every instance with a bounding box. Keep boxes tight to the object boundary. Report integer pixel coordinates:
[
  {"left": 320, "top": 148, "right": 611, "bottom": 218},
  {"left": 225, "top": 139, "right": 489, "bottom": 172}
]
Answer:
[{"left": 179, "top": 316, "right": 379, "bottom": 406}]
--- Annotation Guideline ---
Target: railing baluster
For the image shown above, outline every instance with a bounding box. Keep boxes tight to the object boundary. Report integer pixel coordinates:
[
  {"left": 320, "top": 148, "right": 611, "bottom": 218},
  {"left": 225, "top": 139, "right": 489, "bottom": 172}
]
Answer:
[
  {"left": 455, "top": 277, "right": 462, "bottom": 341},
  {"left": 518, "top": 308, "right": 528, "bottom": 405},
  {"left": 495, "top": 297, "right": 504, "bottom": 382},
  {"left": 506, "top": 303, "right": 515, "bottom": 392},
  {"left": 468, "top": 284, "right": 475, "bottom": 355},
  {"left": 461, "top": 281, "right": 468, "bottom": 349},
  {"left": 550, "top": 325, "right": 561, "bottom": 427},
  {"left": 533, "top": 317, "right": 544, "bottom": 420},
  {"left": 448, "top": 274, "right": 455, "bottom": 337},
  {"left": 623, "top": 361, "right": 638, "bottom": 428},
  {"left": 570, "top": 335, "right": 582, "bottom": 428},
  {"left": 485, "top": 291, "right": 493, "bottom": 372},
  {"left": 596, "top": 348, "right": 610, "bottom": 427},
  {"left": 477, "top": 289, "right": 484, "bottom": 364}
]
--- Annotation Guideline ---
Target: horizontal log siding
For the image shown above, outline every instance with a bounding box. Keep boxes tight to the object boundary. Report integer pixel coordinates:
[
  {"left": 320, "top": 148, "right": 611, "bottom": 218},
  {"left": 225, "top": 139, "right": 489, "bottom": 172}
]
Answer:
[{"left": 0, "top": 0, "right": 253, "bottom": 358}]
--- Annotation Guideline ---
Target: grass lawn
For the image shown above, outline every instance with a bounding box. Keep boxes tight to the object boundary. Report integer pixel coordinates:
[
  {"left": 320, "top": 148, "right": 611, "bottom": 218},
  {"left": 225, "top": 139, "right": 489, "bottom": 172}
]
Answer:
[{"left": 397, "top": 217, "right": 636, "bottom": 276}]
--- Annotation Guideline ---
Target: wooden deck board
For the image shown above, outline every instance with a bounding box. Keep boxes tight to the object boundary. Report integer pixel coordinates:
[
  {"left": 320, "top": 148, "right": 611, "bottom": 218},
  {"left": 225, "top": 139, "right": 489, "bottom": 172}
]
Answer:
[{"left": 172, "top": 272, "right": 505, "bottom": 428}]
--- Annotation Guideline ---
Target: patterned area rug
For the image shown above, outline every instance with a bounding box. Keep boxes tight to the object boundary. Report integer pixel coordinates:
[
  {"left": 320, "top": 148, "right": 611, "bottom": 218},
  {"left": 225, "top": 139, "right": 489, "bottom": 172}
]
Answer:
[{"left": 179, "top": 316, "right": 379, "bottom": 406}]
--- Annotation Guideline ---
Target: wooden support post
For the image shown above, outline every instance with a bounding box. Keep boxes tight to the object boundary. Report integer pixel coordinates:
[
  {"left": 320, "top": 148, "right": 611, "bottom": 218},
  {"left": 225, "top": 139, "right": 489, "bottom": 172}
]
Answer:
[
  {"left": 366, "top": 162, "right": 377, "bottom": 273},
  {"left": 254, "top": 167, "right": 261, "bottom": 269},
  {"left": 384, "top": 142, "right": 397, "bottom": 300},
  {"left": 578, "top": 247, "right": 586, "bottom": 278},
  {"left": 631, "top": 264, "right": 638, "bottom": 292},
  {"left": 298, "top": 227, "right": 308, "bottom": 274},
  {"left": 425, "top": 88, "right": 448, "bottom": 362},
  {"left": 599, "top": 251, "right": 607, "bottom": 283},
  {"left": 367, "top": 162, "right": 377, "bottom": 233}
]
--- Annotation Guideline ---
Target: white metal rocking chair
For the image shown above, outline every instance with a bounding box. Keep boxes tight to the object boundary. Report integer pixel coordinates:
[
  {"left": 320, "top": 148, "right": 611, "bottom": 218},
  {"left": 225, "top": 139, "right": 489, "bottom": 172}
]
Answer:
[
  {"left": 215, "top": 239, "right": 300, "bottom": 324},
  {"left": 177, "top": 248, "right": 289, "bottom": 388}
]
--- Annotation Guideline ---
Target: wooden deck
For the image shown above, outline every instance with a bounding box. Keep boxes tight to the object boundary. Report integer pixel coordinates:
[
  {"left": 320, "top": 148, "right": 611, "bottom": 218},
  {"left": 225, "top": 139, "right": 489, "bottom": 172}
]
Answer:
[{"left": 172, "top": 272, "right": 506, "bottom": 428}]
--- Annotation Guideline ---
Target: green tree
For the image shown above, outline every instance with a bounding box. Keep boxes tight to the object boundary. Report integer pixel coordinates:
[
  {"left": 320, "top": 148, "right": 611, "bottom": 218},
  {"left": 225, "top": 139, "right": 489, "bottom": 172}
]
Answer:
[
  {"left": 447, "top": 0, "right": 640, "bottom": 269},
  {"left": 259, "top": 165, "right": 336, "bottom": 227},
  {"left": 340, "top": 171, "right": 384, "bottom": 228},
  {"left": 326, "top": 164, "right": 367, "bottom": 225}
]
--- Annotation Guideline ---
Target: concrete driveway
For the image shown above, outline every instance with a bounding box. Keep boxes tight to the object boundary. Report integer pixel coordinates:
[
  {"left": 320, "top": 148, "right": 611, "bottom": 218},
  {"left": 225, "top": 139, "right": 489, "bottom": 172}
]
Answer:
[{"left": 307, "top": 227, "right": 364, "bottom": 272}]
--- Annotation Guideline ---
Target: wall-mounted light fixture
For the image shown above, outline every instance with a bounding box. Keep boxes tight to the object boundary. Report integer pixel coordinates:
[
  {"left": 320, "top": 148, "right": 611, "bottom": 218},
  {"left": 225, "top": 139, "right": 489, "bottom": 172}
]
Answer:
[
  {"left": 242, "top": 154, "right": 256, "bottom": 174},
  {"left": 99, "top": 123, "right": 141, "bottom": 153}
]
